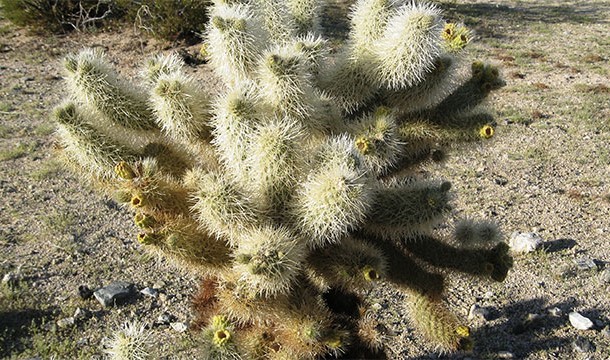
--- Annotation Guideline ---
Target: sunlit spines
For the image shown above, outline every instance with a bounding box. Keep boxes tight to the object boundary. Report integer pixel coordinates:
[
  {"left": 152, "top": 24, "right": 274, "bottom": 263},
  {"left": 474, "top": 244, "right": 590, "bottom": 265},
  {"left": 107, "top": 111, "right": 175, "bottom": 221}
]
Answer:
[
  {"left": 351, "top": 107, "right": 404, "bottom": 175},
  {"left": 206, "top": 3, "right": 263, "bottom": 85},
  {"left": 318, "top": 52, "right": 378, "bottom": 113},
  {"left": 245, "top": 117, "right": 305, "bottom": 215},
  {"left": 150, "top": 71, "right": 213, "bottom": 144},
  {"left": 365, "top": 179, "right": 452, "bottom": 239},
  {"left": 372, "top": 2, "right": 443, "bottom": 89},
  {"left": 252, "top": 0, "right": 297, "bottom": 43},
  {"left": 233, "top": 225, "right": 306, "bottom": 298},
  {"left": 293, "top": 33, "right": 328, "bottom": 76},
  {"left": 187, "top": 169, "right": 260, "bottom": 246},
  {"left": 386, "top": 56, "right": 460, "bottom": 114},
  {"left": 141, "top": 52, "right": 184, "bottom": 85},
  {"left": 349, "top": 0, "right": 393, "bottom": 55},
  {"left": 294, "top": 136, "right": 373, "bottom": 247},
  {"left": 211, "top": 81, "right": 261, "bottom": 183},
  {"left": 53, "top": 102, "right": 138, "bottom": 180},
  {"left": 63, "top": 48, "right": 158, "bottom": 131},
  {"left": 256, "top": 45, "right": 321, "bottom": 129},
  {"left": 408, "top": 292, "right": 472, "bottom": 352},
  {"left": 286, "top": 0, "right": 321, "bottom": 35}
]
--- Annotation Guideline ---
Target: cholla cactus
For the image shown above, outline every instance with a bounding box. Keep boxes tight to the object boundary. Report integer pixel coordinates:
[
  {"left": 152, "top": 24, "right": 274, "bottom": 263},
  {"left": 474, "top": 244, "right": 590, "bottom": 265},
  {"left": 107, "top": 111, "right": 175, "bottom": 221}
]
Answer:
[{"left": 53, "top": 0, "right": 512, "bottom": 358}]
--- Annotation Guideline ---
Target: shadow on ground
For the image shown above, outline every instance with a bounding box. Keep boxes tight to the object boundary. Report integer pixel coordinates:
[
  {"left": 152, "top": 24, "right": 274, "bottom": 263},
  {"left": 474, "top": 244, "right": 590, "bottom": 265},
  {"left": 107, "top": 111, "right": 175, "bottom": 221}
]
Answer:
[
  {"left": 404, "top": 297, "right": 599, "bottom": 360},
  {"left": 440, "top": 2, "right": 608, "bottom": 39}
]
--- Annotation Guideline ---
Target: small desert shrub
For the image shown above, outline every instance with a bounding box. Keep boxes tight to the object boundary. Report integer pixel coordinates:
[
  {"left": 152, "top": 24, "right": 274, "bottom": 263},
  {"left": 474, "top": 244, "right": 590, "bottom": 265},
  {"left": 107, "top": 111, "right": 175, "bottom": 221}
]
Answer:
[
  {"left": 0, "top": 0, "right": 119, "bottom": 33},
  {"left": 118, "top": 0, "right": 211, "bottom": 42}
]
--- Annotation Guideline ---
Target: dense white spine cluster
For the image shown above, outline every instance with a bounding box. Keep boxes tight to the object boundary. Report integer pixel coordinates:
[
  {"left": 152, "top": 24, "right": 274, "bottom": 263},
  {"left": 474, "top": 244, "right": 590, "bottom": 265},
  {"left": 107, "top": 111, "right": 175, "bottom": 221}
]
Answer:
[{"left": 53, "top": 0, "right": 510, "bottom": 358}]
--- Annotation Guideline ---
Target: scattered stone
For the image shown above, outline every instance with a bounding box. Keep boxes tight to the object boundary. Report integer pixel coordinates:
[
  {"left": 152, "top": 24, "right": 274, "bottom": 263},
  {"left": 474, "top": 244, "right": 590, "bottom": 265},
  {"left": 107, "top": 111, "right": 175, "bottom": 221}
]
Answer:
[
  {"left": 140, "top": 287, "right": 158, "bottom": 298},
  {"left": 153, "top": 280, "right": 166, "bottom": 289},
  {"left": 600, "top": 268, "right": 610, "bottom": 283},
  {"left": 484, "top": 291, "right": 494, "bottom": 299},
  {"left": 159, "top": 293, "right": 170, "bottom": 303},
  {"left": 171, "top": 322, "right": 188, "bottom": 332},
  {"left": 601, "top": 326, "right": 610, "bottom": 338},
  {"left": 93, "top": 281, "right": 135, "bottom": 307},
  {"left": 468, "top": 304, "right": 490, "bottom": 321},
  {"left": 494, "top": 176, "right": 508, "bottom": 186},
  {"left": 73, "top": 307, "right": 91, "bottom": 321},
  {"left": 548, "top": 307, "right": 563, "bottom": 317},
  {"left": 572, "top": 337, "right": 595, "bottom": 353},
  {"left": 157, "top": 313, "right": 172, "bottom": 325},
  {"left": 56, "top": 317, "right": 75, "bottom": 328},
  {"left": 509, "top": 232, "right": 543, "bottom": 253},
  {"left": 573, "top": 257, "right": 598, "bottom": 271},
  {"left": 497, "top": 351, "right": 514, "bottom": 359},
  {"left": 78, "top": 285, "right": 94, "bottom": 300},
  {"left": 569, "top": 312, "right": 594, "bottom": 330}
]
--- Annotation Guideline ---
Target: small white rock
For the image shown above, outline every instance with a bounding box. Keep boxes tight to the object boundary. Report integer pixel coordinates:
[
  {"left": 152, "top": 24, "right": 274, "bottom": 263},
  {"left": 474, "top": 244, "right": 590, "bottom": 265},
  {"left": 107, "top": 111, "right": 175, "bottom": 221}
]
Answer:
[
  {"left": 56, "top": 317, "right": 75, "bottom": 328},
  {"left": 548, "top": 307, "right": 563, "bottom": 317},
  {"left": 497, "top": 351, "right": 514, "bottom": 359},
  {"left": 569, "top": 311, "right": 594, "bottom": 330},
  {"left": 170, "top": 322, "right": 188, "bottom": 332},
  {"left": 140, "top": 287, "right": 158, "bottom": 298},
  {"left": 509, "top": 232, "right": 543, "bottom": 253},
  {"left": 468, "top": 304, "right": 489, "bottom": 321}
]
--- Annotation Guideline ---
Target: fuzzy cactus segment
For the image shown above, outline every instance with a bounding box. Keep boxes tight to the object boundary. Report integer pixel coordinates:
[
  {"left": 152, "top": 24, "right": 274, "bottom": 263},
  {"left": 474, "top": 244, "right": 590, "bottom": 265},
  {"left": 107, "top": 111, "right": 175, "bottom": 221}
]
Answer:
[{"left": 52, "top": 0, "right": 509, "bottom": 358}]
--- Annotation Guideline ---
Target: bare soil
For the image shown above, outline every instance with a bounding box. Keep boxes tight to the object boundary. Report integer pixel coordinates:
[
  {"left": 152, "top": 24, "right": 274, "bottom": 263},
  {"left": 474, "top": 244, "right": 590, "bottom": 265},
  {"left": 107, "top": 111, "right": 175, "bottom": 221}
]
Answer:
[{"left": 1, "top": 0, "right": 609, "bottom": 359}]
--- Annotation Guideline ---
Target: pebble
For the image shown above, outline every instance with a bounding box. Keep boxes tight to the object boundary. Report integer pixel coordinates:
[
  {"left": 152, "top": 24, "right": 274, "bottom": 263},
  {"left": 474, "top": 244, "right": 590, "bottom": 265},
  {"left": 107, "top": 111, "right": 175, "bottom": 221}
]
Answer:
[
  {"left": 157, "top": 313, "right": 172, "bottom": 325},
  {"left": 78, "top": 285, "right": 94, "bottom": 300},
  {"left": 484, "top": 291, "right": 494, "bottom": 299},
  {"left": 573, "top": 257, "right": 598, "bottom": 271},
  {"left": 171, "top": 322, "right": 188, "bottom": 332},
  {"left": 548, "top": 307, "right": 563, "bottom": 317},
  {"left": 572, "top": 337, "right": 595, "bottom": 353},
  {"left": 602, "top": 326, "right": 610, "bottom": 338},
  {"left": 56, "top": 317, "right": 75, "bottom": 328},
  {"left": 93, "top": 281, "right": 135, "bottom": 307},
  {"left": 508, "top": 232, "right": 543, "bottom": 253},
  {"left": 153, "top": 280, "right": 166, "bottom": 289},
  {"left": 600, "top": 268, "right": 610, "bottom": 283},
  {"left": 73, "top": 307, "right": 91, "bottom": 321},
  {"left": 497, "top": 351, "right": 514, "bottom": 359},
  {"left": 140, "top": 287, "right": 158, "bottom": 298},
  {"left": 468, "top": 304, "right": 490, "bottom": 321},
  {"left": 569, "top": 312, "right": 594, "bottom": 330}
]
